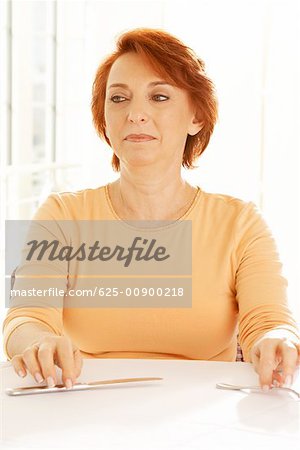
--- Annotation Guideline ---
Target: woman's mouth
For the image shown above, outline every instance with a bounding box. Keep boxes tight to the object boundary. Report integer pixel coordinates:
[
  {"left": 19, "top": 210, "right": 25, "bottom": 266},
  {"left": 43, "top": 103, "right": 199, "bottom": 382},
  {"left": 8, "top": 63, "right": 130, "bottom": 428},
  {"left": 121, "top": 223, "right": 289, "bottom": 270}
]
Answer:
[{"left": 125, "top": 134, "right": 156, "bottom": 142}]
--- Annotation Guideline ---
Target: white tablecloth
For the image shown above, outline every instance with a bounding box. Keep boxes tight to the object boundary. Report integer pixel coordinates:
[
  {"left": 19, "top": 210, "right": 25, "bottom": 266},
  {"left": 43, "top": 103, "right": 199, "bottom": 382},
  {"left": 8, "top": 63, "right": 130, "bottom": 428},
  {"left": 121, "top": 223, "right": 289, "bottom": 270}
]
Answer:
[{"left": 1, "top": 359, "right": 299, "bottom": 449}]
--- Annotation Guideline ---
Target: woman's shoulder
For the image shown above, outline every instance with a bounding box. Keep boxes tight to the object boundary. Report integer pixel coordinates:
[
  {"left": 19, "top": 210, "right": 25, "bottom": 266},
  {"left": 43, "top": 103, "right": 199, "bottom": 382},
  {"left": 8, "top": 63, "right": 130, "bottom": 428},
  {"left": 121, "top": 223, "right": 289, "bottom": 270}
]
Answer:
[
  {"left": 199, "top": 188, "right": 254, "bottom": 214},
  {"left": 33, "top": 185, "right": 107, "bottom": 220},
  {"left": 198, "top": 188, "right": 264, "bottom": 234},
  {"left": 50, "top": 185, "right": 106, "bottom": 203}
]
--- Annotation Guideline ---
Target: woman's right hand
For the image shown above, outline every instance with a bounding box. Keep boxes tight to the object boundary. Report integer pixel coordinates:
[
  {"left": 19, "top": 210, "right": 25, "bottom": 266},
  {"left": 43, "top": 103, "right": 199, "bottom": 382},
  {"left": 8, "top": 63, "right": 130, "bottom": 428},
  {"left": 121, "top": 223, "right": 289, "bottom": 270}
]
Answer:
[{"left": 10, "top": 333, "right": 83, "bottom": 388}]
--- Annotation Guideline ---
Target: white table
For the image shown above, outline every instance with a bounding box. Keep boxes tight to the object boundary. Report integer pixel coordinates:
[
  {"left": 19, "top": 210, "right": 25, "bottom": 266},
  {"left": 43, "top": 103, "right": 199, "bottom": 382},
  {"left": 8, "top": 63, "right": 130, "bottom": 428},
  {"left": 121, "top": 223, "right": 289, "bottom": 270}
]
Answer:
[{"left": 1, "top": 359, "right": 299, "bottom": 450}]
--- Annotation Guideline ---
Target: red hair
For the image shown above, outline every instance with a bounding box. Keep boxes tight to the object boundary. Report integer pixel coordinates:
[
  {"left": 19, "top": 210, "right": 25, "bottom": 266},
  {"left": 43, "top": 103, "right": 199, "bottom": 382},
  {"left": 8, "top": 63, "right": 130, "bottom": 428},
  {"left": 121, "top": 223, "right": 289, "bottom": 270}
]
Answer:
[{"left": 91, "top": 28, "right": 218, "bottom": 171}]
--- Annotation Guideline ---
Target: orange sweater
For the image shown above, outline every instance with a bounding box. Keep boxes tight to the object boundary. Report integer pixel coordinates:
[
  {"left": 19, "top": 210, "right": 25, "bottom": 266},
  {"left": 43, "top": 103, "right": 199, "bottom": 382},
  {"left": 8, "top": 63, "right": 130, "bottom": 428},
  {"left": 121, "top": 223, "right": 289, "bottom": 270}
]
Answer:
[{"left": 2, "top": 184, "right": 299, "bottom": 362}]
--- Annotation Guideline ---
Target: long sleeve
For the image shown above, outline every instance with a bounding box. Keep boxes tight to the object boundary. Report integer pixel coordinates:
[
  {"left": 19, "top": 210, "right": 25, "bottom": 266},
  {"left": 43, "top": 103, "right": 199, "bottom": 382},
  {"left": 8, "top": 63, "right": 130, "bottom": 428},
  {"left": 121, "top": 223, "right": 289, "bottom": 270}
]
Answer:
[
  {"left": 234, "top": 201, "right": 300, "bottom": 362},
  {"left": 2, "top": 194, "right": 69, "bottom": 360},
  {"left": 3, "top": 185, "right": 299, "bottom": 362}
]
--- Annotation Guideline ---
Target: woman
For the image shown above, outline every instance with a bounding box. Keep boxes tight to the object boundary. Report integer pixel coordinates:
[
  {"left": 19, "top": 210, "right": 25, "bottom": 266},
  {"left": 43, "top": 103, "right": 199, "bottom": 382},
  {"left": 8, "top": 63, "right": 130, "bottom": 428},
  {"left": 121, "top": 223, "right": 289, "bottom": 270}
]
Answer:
[{"left": 3, "top": 28, "right": 300, "bottom": 392}]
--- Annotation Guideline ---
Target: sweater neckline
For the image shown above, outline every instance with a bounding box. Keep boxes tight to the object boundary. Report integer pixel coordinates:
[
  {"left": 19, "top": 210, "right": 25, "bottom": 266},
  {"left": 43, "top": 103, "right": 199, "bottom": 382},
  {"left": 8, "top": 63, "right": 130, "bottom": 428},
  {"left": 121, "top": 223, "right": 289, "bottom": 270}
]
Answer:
[{"left": 104, "top": 183, "right": 202, "bottom": 231}]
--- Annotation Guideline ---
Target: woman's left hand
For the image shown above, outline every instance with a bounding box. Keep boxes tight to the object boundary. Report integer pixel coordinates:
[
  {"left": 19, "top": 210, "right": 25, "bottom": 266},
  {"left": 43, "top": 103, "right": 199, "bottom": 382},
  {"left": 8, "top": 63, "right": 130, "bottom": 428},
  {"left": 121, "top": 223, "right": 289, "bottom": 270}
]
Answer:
[{"left": 250, "top": 329, "right": 300, "bottom": 390}]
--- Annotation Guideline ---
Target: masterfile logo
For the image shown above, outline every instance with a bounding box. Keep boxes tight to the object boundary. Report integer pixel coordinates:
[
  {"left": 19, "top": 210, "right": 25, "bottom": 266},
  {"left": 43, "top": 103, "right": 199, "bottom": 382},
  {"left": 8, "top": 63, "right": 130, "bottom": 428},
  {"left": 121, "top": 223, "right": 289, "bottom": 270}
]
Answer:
[
  {"left": 5, "top": 220, "right": 192, "bottom": 308},
  {"left": 25, "top": 237, "right": 170, "bottom": 267}
]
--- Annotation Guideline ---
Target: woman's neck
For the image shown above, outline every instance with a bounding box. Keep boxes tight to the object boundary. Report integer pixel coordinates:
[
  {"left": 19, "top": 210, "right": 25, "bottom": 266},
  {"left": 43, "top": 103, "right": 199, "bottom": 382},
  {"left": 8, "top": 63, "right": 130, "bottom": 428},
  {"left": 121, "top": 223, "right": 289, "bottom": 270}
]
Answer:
[{"left": 107, "top": 176, "right": 198, "bottom": 221}]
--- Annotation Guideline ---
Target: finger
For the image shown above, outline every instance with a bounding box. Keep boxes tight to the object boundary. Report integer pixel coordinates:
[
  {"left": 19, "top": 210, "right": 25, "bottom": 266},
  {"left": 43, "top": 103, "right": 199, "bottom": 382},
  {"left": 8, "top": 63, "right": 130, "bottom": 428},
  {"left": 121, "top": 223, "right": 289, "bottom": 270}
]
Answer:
[
  {"left": 278, "top": 341, "right": 298, "bottom": 387},
  {"left": 55, "top": 339, "right": 77, "bottom": 388},
  {"left": 11, "top": 354, "right": 28, "bottom": 378},
  {"left": 250, "top": 342, "right": 262, "bottom": 373},
  {"left": 22, "top": 346, "right": 45, "bottom": 384},
  {"left": 272, "top": 368, "right": 283, "bottom": 386},
  {"left": 73, "top": 348, "right": 83, "bottom": 380},
  {"left": 37, "top": 343, "right": 58, "bottom": 387},
  {"left": 271, "top": 351, "right": 284, "bottom": 385},
  {"left": 251, "top": 343, "right": 277, "bottom": 388},
  {"left": 257, "top": 344, "right": 279, "bottom": 389},
  {"left": 295, "top": 343, "right": 300, "bottom": 365},
  {"left": 251, "top": 346, "right": 280, "bottom": 388}
]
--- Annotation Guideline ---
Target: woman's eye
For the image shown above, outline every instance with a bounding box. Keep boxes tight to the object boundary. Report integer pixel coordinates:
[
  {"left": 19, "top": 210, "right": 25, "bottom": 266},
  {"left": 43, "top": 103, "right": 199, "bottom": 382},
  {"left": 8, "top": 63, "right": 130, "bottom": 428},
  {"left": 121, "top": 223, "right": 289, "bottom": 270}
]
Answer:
[
  {"left": 152, "top": 94, "right": 169, "bottom": 102},
  {"left": 109, "top": 94, "right": 169, "bottom": 103},
  {"left": 110, "top": 95, "right": 127, "bottom": 103}
]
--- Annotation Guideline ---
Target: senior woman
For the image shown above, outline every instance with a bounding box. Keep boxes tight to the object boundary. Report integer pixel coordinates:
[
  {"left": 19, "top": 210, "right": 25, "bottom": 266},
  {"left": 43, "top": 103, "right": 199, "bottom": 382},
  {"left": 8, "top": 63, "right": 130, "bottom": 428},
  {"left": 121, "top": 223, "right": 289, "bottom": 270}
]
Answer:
[{"left": 3, "top": 28, "right": 300, "bottom": 392}]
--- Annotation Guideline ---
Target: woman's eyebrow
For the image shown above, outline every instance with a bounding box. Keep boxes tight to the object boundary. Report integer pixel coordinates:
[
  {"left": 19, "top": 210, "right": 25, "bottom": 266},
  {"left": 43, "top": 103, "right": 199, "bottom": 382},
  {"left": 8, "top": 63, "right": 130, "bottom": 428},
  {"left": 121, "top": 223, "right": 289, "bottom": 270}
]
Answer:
[{"left": 107, "top": 81, "right": 171, "bottom": 89}]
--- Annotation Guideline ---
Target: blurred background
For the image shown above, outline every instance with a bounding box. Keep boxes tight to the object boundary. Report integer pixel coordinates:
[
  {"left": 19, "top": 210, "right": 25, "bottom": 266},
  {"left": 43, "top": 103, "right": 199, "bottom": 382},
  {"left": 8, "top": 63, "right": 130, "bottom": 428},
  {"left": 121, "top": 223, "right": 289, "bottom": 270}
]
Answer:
[{"left": 0, "top": 0, "right": 299, "bottom": 360}]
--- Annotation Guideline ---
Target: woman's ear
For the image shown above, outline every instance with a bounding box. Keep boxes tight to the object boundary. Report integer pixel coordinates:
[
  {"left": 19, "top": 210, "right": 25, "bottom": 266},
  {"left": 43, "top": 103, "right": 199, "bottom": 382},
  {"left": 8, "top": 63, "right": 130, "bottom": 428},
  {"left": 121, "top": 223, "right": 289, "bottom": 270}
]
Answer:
[{"left": 188, "top": 118, "right": 203, "bottom": 136}]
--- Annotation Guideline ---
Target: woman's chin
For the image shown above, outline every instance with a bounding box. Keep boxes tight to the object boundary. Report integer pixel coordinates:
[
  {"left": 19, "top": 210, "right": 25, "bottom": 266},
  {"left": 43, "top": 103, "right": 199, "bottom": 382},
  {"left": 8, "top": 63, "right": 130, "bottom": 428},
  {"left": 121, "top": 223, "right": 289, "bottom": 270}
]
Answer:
[{"left": 126, "top": 158, "right": 158, "bottom": 167}]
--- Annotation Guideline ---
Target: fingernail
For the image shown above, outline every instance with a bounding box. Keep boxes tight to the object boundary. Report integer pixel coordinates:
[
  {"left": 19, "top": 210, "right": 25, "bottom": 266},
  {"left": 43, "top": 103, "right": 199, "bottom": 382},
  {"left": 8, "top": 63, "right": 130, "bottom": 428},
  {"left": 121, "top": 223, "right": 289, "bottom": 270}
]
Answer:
[
  {"left": 34, "top": 372, "right": 44, "bottom": 383},
  {"left": 47, "top": 376, "right": 55, "bottom": 387},
  {"left": 262, "top": 384, "right": 269, "bottom": 392},
  {"left": 18, "top": 370, "right": 25, "bottom": 378},
  {"left": 284, "top": 375, "right": 292, "bottom": 387},
  {"left": 65, "top": 378, "right": 73, "bottom": 389}
]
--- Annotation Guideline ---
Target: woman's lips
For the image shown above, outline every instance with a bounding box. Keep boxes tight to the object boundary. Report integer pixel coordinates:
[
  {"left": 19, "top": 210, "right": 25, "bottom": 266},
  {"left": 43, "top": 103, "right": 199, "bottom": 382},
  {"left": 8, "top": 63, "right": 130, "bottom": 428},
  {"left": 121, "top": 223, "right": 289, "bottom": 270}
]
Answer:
[{"left": 125, "top": 134, "right": 156, "bottom": 142}]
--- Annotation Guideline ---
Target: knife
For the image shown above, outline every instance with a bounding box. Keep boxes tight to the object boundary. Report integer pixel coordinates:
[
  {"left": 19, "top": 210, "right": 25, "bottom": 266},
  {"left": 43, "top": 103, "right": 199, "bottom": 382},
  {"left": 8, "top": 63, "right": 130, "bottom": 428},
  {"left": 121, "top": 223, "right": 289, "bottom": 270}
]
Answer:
[{"left": 5, "top": 377, "right": 163, "bottom": 396}]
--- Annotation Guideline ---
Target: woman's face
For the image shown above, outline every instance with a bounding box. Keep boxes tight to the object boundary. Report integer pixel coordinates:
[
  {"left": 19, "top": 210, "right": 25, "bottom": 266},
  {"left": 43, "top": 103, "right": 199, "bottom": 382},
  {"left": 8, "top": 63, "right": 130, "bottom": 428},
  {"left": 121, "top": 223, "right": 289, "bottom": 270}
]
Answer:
[{"left": 104, "top": 52, "right": 202, "bottom": 170}]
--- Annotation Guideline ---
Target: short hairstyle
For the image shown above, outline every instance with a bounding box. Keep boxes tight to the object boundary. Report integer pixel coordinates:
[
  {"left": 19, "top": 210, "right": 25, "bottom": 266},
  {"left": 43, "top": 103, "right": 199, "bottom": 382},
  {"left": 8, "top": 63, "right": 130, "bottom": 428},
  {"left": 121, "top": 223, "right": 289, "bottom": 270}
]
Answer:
[{"left": 91, "top": 28, "right": 218, "bottom": 171}]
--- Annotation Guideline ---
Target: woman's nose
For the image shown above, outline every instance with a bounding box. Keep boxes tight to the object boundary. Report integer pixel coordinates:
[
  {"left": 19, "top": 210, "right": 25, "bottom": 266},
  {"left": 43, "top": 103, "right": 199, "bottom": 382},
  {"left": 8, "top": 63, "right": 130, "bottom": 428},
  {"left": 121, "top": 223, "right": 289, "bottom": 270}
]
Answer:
[
  {"left": 127, "top": 103, "right": 149, "bottom": 123},
  {"left": 128, "top": 113, "right": 147, "bottom": 124}
]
